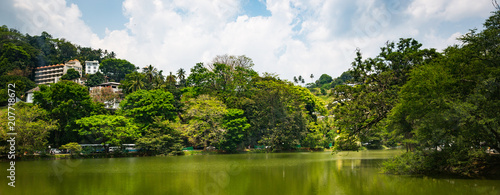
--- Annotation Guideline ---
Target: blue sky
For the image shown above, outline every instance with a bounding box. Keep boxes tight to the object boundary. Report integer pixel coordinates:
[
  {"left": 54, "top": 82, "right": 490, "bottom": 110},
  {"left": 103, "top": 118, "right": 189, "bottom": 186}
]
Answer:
[{"left": 0, "top": 0, "right": 495, "bottom": 81}]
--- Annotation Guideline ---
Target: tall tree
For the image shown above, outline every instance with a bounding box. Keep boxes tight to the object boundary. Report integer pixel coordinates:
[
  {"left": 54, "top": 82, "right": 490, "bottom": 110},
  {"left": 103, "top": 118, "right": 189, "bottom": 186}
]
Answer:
[
  {"left": 120, "top": 72, "right": 146, "bottom": 94},
  {"left": 119, "top": 89, "right": 177, "bottom": 126},
  {"left": 332, "top": 38, "right": 440, "bottom": 151},
  {"left": 177, "top": 68, "right": 186, "bottom": 87},
  {"left": 33, "top": 81, "right": 104, "bottom": 146},
  {"left": 0, "top": 102, "right": 57, "bottom": 154},
  {"left": 166, "top": 71, "right": 176, "bottom": 86},
  {"left": 136, "top": 118, "right": 183, "bottom": 155},
  {"left": 60, "top": 68, "right": 80, "bottom": 80},
  {"left": 100, "top": 58, "right": 136, "bottom": 82},
  {"left": 85, "top": 71, "right": 106, "bottom": 87},
  {"left": 183, "top": 94, "right": 228, "bottom": 148},
  {"left": 76, "top": 115, "right": 140, "bottom": 150}
]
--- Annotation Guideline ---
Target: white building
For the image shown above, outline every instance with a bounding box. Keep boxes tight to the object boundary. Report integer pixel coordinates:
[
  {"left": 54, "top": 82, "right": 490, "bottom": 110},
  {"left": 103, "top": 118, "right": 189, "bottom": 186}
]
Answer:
[
  {"left": 34, "top": 59, "right": 83, "bottom": 85},
  {"left": 25, "top": 86, "right": 40, "bottom": 103},
  {"left": 85, "top": 60, "right": 100, "bottom": 74}
]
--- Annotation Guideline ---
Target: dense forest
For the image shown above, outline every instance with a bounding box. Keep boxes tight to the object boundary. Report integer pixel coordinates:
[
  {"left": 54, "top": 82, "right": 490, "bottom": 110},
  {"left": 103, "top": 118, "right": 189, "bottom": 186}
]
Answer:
[{"left": 1, "top": 11, "right": 500, "bottom": 178}]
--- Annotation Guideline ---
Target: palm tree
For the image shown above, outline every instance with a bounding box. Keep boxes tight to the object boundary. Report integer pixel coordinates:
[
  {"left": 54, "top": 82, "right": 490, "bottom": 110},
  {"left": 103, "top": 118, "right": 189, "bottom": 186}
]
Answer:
[
  {"left": 310, "top": 74, "right": 314, "bottom": 82},
  {"left": 143, "top": 65, "right": 155, "bottom": 83},
  {"left": 177, "top": 68, "right": 186, "bottom": 86},
  {"left": 293, "top": 76, "right": 298, "bottom": 84},
  {"left": 153, "top": 70, "right": 165, "bottom": 89},
  {"left": 166, "top": 71, "right": 176, "bottom": 86},
  {"left": 126, "top": 72, "right": 146, "bottom": 93}
]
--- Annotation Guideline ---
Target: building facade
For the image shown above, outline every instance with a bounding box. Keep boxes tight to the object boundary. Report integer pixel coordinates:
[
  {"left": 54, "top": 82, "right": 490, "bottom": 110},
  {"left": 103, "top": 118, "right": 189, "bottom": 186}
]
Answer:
[
  {"left": 34, "top": 59, "right": 83, "bottom": 85},
  {"left": 85, "top": 60, "right": 100, "bottom": 74}
]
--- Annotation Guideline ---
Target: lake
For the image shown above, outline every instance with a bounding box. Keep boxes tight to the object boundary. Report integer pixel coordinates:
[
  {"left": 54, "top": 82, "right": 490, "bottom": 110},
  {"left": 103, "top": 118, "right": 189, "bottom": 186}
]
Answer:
[{"left": 1, "top": 150, "right": 499, "bottom": 195}]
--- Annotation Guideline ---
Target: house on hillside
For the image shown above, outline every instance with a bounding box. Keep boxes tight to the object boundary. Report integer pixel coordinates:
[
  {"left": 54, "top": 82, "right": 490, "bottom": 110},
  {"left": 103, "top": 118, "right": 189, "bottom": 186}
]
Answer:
[
  {"left": 89, "top": 82, "right": 123, "bottom": 109},
  {"left": 25, "top": 86, "right": 40, "bottom": 103},
  {"left": 85, "top": 60, "right": 101, "bottom": 74}
]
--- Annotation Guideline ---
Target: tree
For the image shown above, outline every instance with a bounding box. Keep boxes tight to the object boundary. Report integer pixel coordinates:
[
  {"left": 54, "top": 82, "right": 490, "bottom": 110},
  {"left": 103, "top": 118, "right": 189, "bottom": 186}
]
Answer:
[
  {"left": 209, "top": 54, "right": 255, "bottom": 70},
  {"left": 60, "top": 142, "right": 82, "bottom": 155},
  {"left": 177, "top": 68, "right": 186, "bottom": 87},
  {"left": 0, "top": 102, "right": 57, "bottom": 154},
  {"left": 85, "top": 72, "right": 106, "bottom": 87},
  {"left": 120, "top": 72, "right": 146, "bottom": 94},
  {"left": 90, "top": 86, "right": 120, "bottom": 109},
  {"left": 317, "top": 74, "right": 333, "bottom": 87},
  {"left": 218, "top": 109, "right": 250, "bottom": 152},
  {"left": 33, "top": 80, "right": 104, "bottom": 146},
  {"left": 187, "top": 56, "right": 258, "bottom": 108},
  {"left": 119, "top": 89, "right": 177, "bottom": 126},
  {"left": 245, "top": 76, "right": 325, "bottom": 150},
  {"left": 76, "top": 115, "right": 140, "bottom": 150},
  {"left": 330, "top": 71, "right": 353, "bottom": 89},
  {"left": 383, "top": 11, "right": 500, "bottom": 176},
  {"left": 166, "top": 71, "right": 176, "bottom": 86},
  {"left": 183, "top": 95, "right": 228, "bottom": 148},
  {"left": 100, "top": 58, "right": 136, "bottom": 82},
  {"left": 142, "top": 65, "right": 164, "bottom": 89},
  {"left": 136, "top": 118, "right": 184, "bottom": 155},
  {"left": 332, "top": 38, "right": 439, "bottom": 151},
  {"left": 0, "top": 75, "right": 36, "bottom": 106},
  {"left": 60, "top": 68, "right": 80, "bottom": 80}
]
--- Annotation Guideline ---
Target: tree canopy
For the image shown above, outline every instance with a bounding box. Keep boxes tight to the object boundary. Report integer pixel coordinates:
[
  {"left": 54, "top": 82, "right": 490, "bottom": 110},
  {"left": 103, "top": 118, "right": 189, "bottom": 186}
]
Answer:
[
  {"left": 60, "top": 68, "right": 80, "bottom": 80},
  {"left": 33, "top": 80, "right": 104, "bottom": 146},
  {"left": 100, "top": 58, "right": 136, "bottom": 82}
]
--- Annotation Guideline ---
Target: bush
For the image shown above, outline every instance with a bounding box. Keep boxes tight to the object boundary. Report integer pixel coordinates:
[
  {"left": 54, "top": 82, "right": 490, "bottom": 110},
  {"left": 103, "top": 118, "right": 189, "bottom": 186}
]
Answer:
[
  {"left": 332, "top": 134, "right": 359, "bottom": 152},
  {"left": 60, "top": 142, "right": 82, "bottom": 155}
]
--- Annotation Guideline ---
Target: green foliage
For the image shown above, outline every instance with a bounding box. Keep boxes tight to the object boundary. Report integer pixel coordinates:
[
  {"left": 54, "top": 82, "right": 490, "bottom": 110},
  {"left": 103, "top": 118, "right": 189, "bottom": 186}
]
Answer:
[
  {"left": 302, "top": 119, "right": 335, "bottom": 149},
  {"left": 332, "top": 134, "right": 360, "bottom": 152},
  {"left": 218, "top": 109, "right": 250, "bottom": 152},
  {"left": 183, "top": 94, "right": 227, "bottom": 148},
  {"left": 246, "top": 78, "right": 313, "bottom": 151},
  {"left": 317, "top": 74, "right": 333, "bottom": 86},
  {"left": 379, "top": 12, "right": 500, "bottom": 176},
  {"left": 60, "top": 68, "right": 80, "bottom": 80},
  {"left": 330, "top": 71, "right": 353, "bottom": 89},
  {"left": 135, "top": 118, "right": 183, "bottom": 155},
  {"left": 33, "top": 81, "right": 104, "bottom": 145},
  {"left": 119, "top": 89, "right": 176, "bottom": 125},
  {"left": 100, "top": 58, "right": 136, "bottom": 82},
  {"left": 186, "top": 56, "right": 258, "bottom": 108},
  {"left": 120, "top": 71, "right": 146, "bottom": 94},
  {"left": 76, "top": 115, "right": 140, "bottom": 147},
  {"left": 85, "top": 71, "right": 106, "bottom": 87},
  {"left": 60, "top": 142, "right": 82, "bottom": 155},
  {"left": 332, "top": 38, "right": 440, "bottom": 150},
  {"left": 1, "top": 25, "right": 116, "bottom": 81},
  {"left": 0, "top": 102, "right": 57, "bottom": 154},
  {"left": 0, "top": 75, "right": 36, "bottom": 106}
]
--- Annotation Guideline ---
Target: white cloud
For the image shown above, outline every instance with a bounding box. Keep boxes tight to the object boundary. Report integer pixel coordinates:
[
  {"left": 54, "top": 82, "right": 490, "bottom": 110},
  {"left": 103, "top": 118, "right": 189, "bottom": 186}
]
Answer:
[
  {"left": 12, "top": 0, "right": 98, "bottom": 46},
  {"left": 2, "top": 0, "right": 494, "bottom": 81},
  {"left": 407, "top": 0, "right": 492, "bottom": 22}
]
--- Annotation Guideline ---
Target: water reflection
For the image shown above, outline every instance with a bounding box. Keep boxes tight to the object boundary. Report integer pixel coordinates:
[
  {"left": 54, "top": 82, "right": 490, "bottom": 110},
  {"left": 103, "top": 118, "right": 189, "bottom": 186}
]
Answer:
[{"left": 1, "top": 150, "right": 499, "bottom": 195}]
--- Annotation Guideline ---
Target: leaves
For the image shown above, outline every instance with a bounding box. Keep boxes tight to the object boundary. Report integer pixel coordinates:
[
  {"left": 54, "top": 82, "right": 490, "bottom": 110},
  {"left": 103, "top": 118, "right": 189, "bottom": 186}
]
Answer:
[{"left": 76, "top": 115, "right": 139, "bottom": 146}]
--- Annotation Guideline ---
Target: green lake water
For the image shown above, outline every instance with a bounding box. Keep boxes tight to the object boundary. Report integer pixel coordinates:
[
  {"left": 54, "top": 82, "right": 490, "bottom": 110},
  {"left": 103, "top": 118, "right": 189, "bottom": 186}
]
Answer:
[{"left": 1, "top": 150, "right": 499, "bottom": 195}]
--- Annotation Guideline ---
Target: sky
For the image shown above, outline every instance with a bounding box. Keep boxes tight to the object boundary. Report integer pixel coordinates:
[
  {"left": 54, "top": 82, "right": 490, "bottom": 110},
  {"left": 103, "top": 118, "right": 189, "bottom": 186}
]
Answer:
[{"left": 0, "top": 0, "right": 496, "bottom": 81}]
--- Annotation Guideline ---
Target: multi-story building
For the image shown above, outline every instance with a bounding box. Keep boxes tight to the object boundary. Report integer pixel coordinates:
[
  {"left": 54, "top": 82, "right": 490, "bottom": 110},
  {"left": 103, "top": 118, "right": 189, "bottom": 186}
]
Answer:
[
  {"left": 34, "top": 59, "right": 83, "bottom": 85},
  {"left": 85, "top": 60, "right": 100, "bottom": 74}
]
